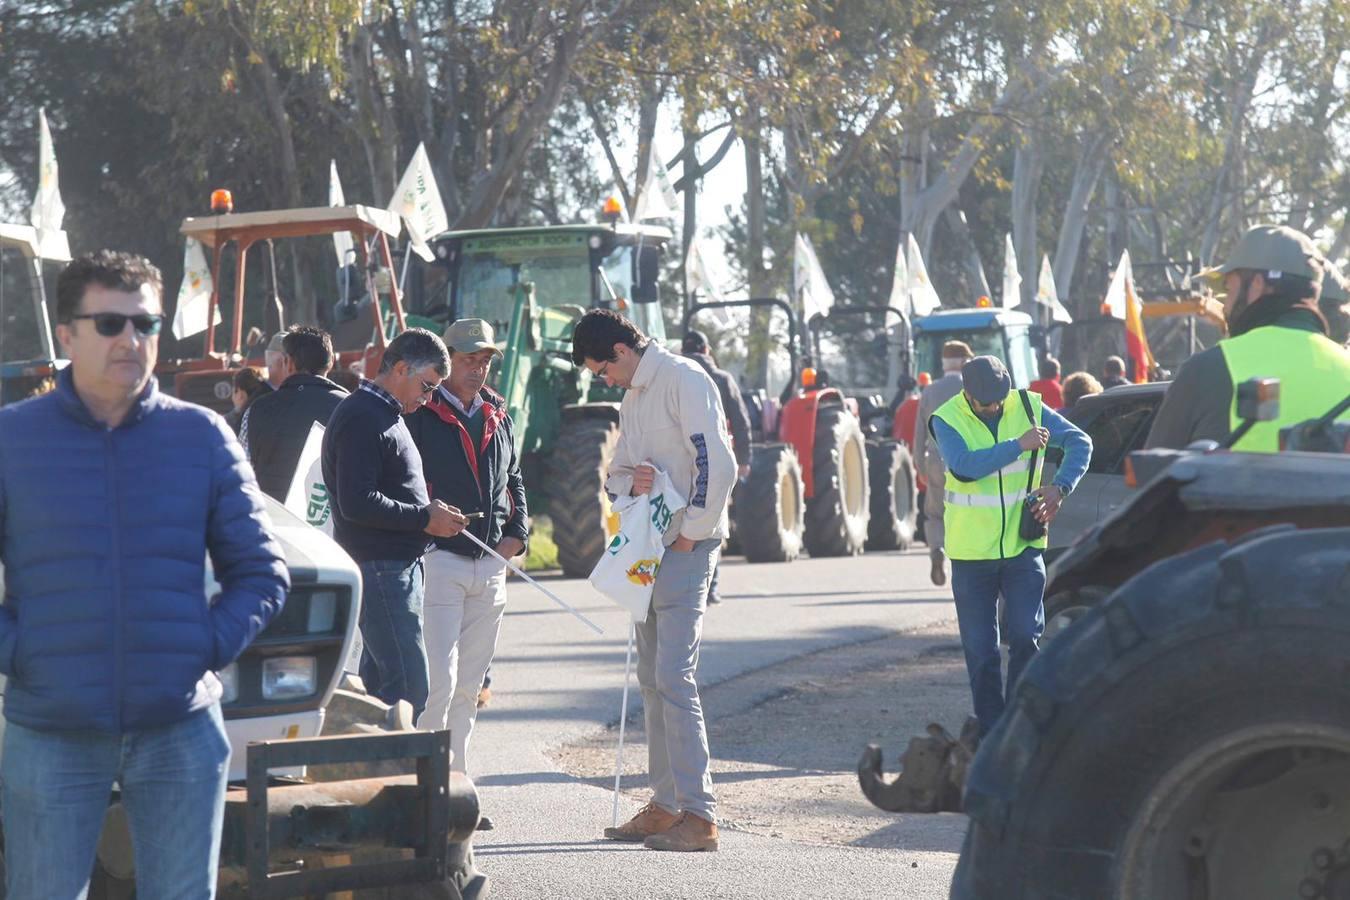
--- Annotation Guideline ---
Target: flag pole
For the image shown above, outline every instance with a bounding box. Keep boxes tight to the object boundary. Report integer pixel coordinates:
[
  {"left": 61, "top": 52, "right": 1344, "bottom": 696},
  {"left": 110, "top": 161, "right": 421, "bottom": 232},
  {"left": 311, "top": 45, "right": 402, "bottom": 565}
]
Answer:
[
  {"left": 612, "top": 621, "right": 636, "bottom": 827},
  {"left": 459, "top": 530, "right": 604, "bottom": 635}
]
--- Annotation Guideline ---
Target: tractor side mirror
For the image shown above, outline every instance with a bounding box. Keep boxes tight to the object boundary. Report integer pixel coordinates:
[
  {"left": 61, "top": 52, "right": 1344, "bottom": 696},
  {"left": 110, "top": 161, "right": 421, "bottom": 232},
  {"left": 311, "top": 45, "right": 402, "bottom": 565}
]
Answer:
[
  {"left": 632, "top": 245, "right": 661, "bottom": 303},
  {"left": 1236, "top": 378, "right": 1280, "bottom": 423}
]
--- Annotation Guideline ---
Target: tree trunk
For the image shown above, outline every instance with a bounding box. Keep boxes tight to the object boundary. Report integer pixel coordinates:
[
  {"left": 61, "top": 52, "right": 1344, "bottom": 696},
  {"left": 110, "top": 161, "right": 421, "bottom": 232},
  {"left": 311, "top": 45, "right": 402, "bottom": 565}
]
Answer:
[
  {"left": 1011, "top": 136, "right": 1044, "bottom": 308},
  {"left": 1051, "top": 131, "right": 1111, "bottom": 307},
  {"left": 942, "top": 207, "right": 991, "bottom": 303}
]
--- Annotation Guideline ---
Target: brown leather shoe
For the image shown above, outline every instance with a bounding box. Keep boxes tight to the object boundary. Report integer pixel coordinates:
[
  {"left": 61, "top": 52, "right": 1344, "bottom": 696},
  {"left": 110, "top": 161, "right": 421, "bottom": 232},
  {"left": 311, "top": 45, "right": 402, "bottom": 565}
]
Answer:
[
  {"left": 930, "top": 554, "right": 948, "bottom": 587},
  {"left": 603, "top": 802, "right": 679, "bottom": 842},
  {"left": 643, "top": 811, "right": 719, "bottom": 852}
]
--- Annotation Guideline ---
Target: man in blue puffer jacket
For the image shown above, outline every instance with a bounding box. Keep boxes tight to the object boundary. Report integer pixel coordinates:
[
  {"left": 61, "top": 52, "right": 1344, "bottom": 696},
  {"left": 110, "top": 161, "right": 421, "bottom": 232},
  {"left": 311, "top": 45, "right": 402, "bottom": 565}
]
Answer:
[{"left": 0, "top": 251, "right": 289, "bottom": 899}]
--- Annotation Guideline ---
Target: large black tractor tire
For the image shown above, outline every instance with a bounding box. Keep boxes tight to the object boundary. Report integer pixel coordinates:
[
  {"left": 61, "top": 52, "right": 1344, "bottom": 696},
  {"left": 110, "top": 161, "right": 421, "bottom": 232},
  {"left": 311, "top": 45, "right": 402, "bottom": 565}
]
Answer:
[
  {"left": 953, "top": 526, "right": 1350, "bottom": 900},
  {"left": 864, "top": 440, "right": 917, "bottom": 552},
  {"left": 735, "top": 443, "right": 805, "bottom": 563},
  {"left": 548, "top": 417, "right": 621, "bottom": 578},
  {"left": 803, "top": 407, "right": 870, "bottom": 557}
]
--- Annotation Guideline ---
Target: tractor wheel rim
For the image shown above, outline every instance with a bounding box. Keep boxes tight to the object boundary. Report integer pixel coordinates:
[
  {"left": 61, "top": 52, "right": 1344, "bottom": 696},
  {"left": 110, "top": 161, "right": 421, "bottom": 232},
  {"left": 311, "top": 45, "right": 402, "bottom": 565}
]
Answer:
[
  {"left": 1118, "top": 726, "right": 1350, "bottom": 900},
  {"left": 842, "top": 437, "right": 866, "bottom": 516},
  {"left": 780, "top": 465, "right": 800, "bottom": 531}
]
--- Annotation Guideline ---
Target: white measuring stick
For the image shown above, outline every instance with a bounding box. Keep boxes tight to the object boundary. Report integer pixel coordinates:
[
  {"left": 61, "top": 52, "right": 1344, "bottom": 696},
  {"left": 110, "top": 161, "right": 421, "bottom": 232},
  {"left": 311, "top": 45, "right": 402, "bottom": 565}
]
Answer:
[
  {"left": 459, "top": 530, "right": 604, "bottom": 635},
  {"left": 612, "top": 621, "right": 636, "bottom": 827}
]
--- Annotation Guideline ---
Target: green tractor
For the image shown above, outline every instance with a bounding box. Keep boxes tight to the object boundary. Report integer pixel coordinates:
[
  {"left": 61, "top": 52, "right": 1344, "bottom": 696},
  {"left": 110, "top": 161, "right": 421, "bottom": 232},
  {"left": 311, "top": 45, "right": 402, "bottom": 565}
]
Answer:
[{"left": 422, "top": 222, "right": 672, "bottom": 577}]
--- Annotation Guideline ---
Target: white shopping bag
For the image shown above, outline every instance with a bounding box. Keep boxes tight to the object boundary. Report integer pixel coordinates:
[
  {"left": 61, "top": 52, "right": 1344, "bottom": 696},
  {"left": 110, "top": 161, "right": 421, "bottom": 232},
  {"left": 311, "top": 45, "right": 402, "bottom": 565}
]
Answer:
[{"left": 588, "top": 467, "right": 686, "bottom": 622}]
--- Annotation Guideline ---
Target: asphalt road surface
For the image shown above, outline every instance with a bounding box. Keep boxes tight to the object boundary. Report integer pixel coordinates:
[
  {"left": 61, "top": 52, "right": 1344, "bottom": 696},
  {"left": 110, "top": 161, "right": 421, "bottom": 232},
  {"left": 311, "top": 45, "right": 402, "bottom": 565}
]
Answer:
[{"left": 468, "top": 546, "right": 966, "bottom": 899}]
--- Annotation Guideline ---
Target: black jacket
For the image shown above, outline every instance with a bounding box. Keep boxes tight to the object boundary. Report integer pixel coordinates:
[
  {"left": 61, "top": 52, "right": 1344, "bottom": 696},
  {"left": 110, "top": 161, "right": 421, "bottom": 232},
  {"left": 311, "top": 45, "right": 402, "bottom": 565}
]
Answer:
[
  {"left": 244, "top": 373, "right": 348, "bottom": 500},
  {"left": 685, "top": 351, "right": 753, "bottom": 465},
  {"left": 407, "top": 387, "right": 529, "bottom": 559}
]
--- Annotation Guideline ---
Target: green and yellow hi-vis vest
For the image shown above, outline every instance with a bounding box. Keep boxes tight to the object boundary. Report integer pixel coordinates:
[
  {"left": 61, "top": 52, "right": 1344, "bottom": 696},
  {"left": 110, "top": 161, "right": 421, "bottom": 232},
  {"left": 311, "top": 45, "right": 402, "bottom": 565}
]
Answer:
[
  {"left": 1218, "top": 326, "right": 1350, "bottom": 453},
  {"left": 932, "top": 391, "right": 1046, "bottom": 561}
]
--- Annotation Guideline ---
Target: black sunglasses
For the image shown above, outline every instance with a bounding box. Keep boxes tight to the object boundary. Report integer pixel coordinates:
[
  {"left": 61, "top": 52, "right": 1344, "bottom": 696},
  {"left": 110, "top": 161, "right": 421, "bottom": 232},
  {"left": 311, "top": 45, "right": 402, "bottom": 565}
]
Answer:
[{"left": 70, "top": 313, "right": 164, "bottom": 337}]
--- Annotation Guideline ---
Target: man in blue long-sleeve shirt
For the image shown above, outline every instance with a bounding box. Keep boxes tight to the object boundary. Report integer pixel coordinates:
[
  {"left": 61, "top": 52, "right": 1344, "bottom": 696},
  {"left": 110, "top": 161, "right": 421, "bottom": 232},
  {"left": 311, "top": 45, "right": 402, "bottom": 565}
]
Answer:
[
  {"left": 928, "top": 356, "right": 1092, "bottom": 737},
  {"left": 322, "top": 328, "right": 467, "bottom": 722}
]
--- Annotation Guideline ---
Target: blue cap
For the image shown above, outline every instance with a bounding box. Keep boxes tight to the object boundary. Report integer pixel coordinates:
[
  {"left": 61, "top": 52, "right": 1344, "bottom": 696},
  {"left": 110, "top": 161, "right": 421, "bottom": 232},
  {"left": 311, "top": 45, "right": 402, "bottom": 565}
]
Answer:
[{"left": 962, "top": 355, "right": 1012, "bottom": 405}]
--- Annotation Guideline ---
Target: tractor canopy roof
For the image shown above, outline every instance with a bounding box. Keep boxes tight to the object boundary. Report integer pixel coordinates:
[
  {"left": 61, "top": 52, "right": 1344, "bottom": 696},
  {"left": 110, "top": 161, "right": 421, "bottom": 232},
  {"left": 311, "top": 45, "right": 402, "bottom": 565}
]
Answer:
[
  {"left": 913, "top": 308, "right": 1033, "bottom": 333},
  {"left": 0, "top": 223, "right": 71, "bottom": 262},
  {"left": 180, "top": 205, "right": 401, "bottom": 247},
  {"left": 435, "top": 222, "right": 674, "bottom": 244}
]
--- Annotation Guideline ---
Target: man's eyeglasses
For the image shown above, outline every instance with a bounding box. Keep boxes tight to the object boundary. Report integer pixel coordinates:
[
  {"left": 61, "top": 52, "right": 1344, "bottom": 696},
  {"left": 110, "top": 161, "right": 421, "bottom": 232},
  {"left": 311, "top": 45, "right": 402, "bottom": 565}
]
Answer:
[
  {"left": 70, "top": 313, "right": 164, "bottom": 338},
  {"left": 595, "top": 361, "right": 610, "bottom": 380},
  {"left": 419, "top": 379, "right": 440, "bottom": 395}
]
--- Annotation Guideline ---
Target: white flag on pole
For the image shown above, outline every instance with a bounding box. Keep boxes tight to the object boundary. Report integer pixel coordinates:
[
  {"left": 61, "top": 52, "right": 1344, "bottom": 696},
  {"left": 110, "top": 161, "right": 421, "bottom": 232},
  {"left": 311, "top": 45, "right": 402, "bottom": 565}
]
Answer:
[
  {"left": 329, "top": 160, "right": 354, "bottom": 267},
  {"left": 1102, "top": 250, "right": 1131, "bottom": 320},
  {"left": 1001, "top": 234, "right": 1022, "bottom": 309},
  {"left": 1037, "top": 254, "right": 1073, "bottom": 324},
  {"left": 388, "top": 143, "right": 448, "bottom": 262},
  {"left": 30, "top": 109, "right": 65, "bottom": 239},
  {"left": 793, "top": 233, "right": 836, "bottom": 324},
  {"left": 905, "top": 234, "right": 942, "bottom": 318},
  {"left": 887, "top": 240, "right": 909, "bottom": 313},
  {"left": 633, "top": 146, "right": 680, "bottom": 222},
  {"left": 172, "top": 238, "right": 221, "bottom": 340}
]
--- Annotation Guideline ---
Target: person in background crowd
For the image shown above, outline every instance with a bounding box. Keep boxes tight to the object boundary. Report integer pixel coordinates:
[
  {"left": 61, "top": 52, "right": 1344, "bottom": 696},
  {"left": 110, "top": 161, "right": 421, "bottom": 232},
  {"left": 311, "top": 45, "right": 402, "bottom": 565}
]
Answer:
[
  {"left": 408, "top": 319, "right": 528, "bottom": 830},
  {"left": 929, "top": 356, "right": 1092, "bottom": 738},
  {"left": 0, "top": 251, "right": 288, "bottom": 898},
  {"left": 912, "top": 341, "right": 973, "bottom": 587},
  {"left": 575, "top": 310, "right": 735, "bottom": 853},
  {"left": 892, "top": 372, "right": 931, "bottom": 448},
  {"left": 1100, "top": 356, "right": 1130, "bottom": 389},
  {"left": 1029, "top": 356, "right": 1064, "bottom": 409},
  {"left": 330, "top": 367, "right": 362, "bottom": 393},
  {"left": 321, "top": 328, "right": 467, "bottom": 726},
  {"left": 680, "top": 329, "right": 751, "bottom": 606},
  {"left": 1061, "top": 372, "right": 1104, "bottom": 410},
  {"left": 224, "top": 365, "right": 271, "bottom": 434},
  {"left": 264, "top": 330, "right": 289, "bottom": 389},
  {"left": 242, "top": 325, "right": 348, "bottom": 501},
  {"left": 1319, "top": 263, "right": 1350, "bottom": 347}
]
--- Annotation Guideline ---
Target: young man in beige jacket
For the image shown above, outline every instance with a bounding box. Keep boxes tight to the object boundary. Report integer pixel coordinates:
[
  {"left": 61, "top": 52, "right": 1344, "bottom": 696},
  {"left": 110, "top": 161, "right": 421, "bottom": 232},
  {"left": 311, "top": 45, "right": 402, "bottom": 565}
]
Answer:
[{"left": 572, "top": 310, "right": 736, "bottom": 852}]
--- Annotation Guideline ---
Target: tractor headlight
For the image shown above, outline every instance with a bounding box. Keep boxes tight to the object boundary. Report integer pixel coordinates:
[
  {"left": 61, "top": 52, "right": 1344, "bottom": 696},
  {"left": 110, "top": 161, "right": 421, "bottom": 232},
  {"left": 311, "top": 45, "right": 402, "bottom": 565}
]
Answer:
[
  {"left": 261, "top": 657, "right": 317, "bottom": 700},
  {"left": 218, "top": 663, "right": 240, "bottom": 704}
]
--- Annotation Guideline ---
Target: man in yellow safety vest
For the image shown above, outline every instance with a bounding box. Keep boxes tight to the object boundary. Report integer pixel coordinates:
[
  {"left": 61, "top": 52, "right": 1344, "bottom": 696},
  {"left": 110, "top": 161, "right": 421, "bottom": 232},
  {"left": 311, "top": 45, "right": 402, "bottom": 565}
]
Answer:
[
  {"left": 1147, "top": 224, "right": 1350, "bottom": 450},
  {"left": 928, "top": 356, "right": 1093, "bottom": 738}
]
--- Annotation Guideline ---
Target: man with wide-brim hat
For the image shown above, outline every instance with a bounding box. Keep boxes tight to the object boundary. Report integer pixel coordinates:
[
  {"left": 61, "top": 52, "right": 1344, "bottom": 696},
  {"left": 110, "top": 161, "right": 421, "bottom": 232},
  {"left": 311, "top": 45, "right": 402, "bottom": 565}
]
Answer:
[
  {"left": 406, "top": 318, "right": 526, "bottom": 828},
  {"left": 1147, "top": 224, "right": 1350, "bottom": 450}
]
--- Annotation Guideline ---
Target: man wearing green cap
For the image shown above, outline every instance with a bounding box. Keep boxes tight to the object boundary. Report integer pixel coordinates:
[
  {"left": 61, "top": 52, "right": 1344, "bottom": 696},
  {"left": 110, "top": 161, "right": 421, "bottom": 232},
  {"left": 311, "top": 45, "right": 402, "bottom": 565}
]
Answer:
[
  {"left": 407, "top": 318, "right": 527, "bottom": 798},
  {"left": 1147, "top": 224, "right": 1350, "bottom": 450}
]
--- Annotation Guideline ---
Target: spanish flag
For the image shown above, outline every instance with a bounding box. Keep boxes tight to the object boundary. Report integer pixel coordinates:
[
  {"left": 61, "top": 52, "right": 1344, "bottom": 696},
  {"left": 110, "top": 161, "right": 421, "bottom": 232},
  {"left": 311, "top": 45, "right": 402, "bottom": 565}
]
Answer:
[{"left": 1102, "top": 250, "right": 1156, "bottom": 383}]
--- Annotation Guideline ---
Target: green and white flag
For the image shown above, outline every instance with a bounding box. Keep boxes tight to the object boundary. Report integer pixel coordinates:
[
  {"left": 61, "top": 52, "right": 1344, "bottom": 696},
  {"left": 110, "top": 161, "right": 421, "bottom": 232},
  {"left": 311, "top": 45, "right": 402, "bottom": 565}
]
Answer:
[
  {"left": 172, "top": 238, "right": 221, "bottom": 340},
  {"left": 388, "top": 143, "right": 447, "bottom": 262}
]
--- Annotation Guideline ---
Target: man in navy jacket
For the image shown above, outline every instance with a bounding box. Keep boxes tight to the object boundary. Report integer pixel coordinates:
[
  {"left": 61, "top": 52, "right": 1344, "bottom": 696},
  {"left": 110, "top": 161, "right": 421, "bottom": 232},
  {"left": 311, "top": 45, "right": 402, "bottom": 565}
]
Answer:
[{"left": 0, "top": 251, "right": 289, "bottom": 898}]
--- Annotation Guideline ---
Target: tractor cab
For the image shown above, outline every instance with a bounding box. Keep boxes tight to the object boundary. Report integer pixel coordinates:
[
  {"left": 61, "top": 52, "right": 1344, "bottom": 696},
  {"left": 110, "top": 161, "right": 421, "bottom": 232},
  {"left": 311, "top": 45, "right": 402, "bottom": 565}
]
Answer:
[
  {"left": 807, "top": 305, "right": 913, "bottom": 437},
  {"left": 163, "top": 196, "right": 407, "bottom": 413},
  {"left": 0, "top": 224, "right": 70, "bottom": 406},
  {"left": 912, "top": 308, "right": 1037, "bottom": 387},
  {"left": 431, "top": 222, "right": 670, "bottom": 350}
]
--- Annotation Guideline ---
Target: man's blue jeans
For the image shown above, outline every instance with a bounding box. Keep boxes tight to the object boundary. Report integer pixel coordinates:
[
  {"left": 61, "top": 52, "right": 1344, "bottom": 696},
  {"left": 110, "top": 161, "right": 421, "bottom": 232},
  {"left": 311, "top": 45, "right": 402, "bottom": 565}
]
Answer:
[
  {"left": 358, "top": 558, "right": 429, "bottom": 722},
  {"left": 1, "top": 703, "right": 231, "bottom": 899},
  {"left": 950, "top": 548, "right": 1046, "bottom": 737}
]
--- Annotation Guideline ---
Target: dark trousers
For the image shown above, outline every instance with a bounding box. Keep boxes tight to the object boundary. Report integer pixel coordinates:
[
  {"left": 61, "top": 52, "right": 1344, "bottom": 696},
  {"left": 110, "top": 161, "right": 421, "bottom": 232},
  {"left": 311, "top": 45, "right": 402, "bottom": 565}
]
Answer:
[{"left": 950, "top": 548, "right": 1046, "bottom": 736}]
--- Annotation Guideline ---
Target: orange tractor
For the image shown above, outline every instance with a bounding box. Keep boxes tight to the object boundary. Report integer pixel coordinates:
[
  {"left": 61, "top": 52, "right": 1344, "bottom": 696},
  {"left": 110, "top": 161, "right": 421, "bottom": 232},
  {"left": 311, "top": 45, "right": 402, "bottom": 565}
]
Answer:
[
  {"left": 684, "top": 298, "right": 916, "bottom": 563},
  {"left": 157, "top": 193, "right": 409, "bottom": 411}
]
